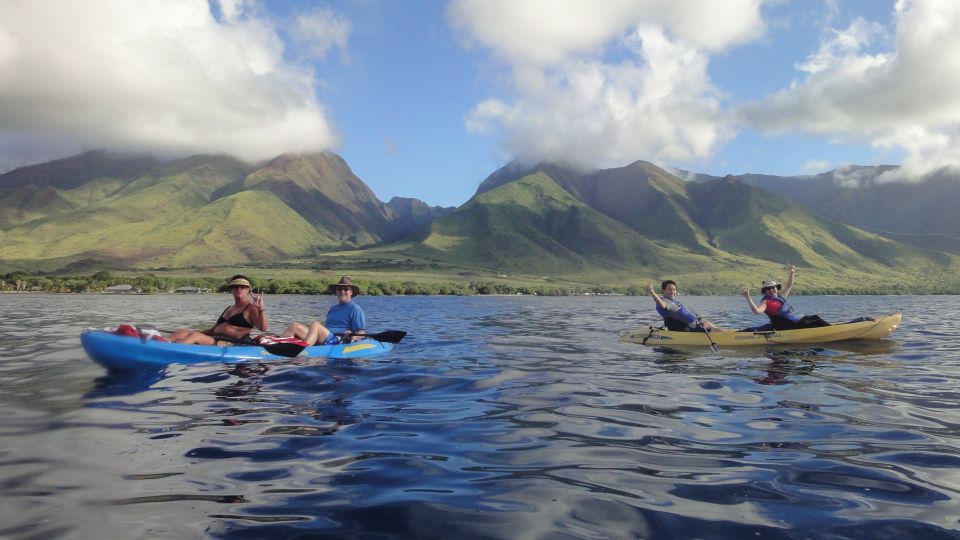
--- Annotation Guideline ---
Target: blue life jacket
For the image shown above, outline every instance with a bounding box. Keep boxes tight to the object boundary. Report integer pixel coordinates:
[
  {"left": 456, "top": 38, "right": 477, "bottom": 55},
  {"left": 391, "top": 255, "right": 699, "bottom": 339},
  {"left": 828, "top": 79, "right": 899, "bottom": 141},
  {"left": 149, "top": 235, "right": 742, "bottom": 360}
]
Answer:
[
  {"left": 656, "top": 298, "right": 699, "bottom": 331},
  {"left": 763, "top": 294, "right": 801, "bottom": 324}
]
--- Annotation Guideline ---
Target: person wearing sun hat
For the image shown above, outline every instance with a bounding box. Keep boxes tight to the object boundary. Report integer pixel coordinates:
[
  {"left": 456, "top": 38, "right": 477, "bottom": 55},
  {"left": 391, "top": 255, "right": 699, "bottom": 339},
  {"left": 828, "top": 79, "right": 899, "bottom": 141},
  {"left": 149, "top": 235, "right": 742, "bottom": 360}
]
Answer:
[
  {"left": 169, "top": 274, "right": 268, "bottom": 344},
  {"left": 281, "top": 276, "right": 366, "bottom": 345},
  {"left": 741, "top": 264, "right": 829, "bottom": 330}
]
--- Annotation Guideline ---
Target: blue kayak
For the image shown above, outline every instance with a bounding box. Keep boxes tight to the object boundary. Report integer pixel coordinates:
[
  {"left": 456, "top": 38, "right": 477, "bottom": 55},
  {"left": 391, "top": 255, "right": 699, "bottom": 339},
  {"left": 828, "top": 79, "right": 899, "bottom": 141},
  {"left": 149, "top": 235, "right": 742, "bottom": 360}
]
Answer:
[{"left": 81, "top": 330, "right": 395, "bottom": 372}]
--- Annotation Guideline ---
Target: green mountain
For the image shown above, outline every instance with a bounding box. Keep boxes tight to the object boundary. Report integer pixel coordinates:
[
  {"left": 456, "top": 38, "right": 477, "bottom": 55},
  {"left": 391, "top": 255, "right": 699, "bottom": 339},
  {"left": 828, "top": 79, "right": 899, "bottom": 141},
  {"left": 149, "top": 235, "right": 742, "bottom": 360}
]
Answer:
[
  {"left": 397, "top": 161, "right": 955, "bottom": 280},
  {"left": 386, "top": 197, "right": 455, "bottom": 235},
  {"left": 2, "top": 151, "right": 956, "bottom": 290},
  {"left": 0, "top": 151, "right": 160, "bottom": 228},
  {"left": 402, "top": 171, "right": 701, "bottom": 273},
  {"left": 684, "top": 166, "right": 960, "bottom": 255},
  {"left": 0, "top": 151, "right": 438, "bottom": 272}
]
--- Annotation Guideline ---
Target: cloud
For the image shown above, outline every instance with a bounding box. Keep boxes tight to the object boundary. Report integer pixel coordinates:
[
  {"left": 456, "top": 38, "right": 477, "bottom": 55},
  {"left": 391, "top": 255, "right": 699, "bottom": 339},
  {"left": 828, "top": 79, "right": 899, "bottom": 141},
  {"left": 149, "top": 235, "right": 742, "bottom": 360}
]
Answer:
[
  {"left": 448, "top": 0, "right": 766, "bottom": 168},
  {"left": 294, "top": 7, "right": 352, "bottom": 62},
  {"left": 0, "top": 0, "right": 342, "bottom": 169},
  {"left": 803, "top": 160, "right": 832, "bottom": 173},
  {"left": 739, "top": 0, "right": 960, "bottom": 179}
]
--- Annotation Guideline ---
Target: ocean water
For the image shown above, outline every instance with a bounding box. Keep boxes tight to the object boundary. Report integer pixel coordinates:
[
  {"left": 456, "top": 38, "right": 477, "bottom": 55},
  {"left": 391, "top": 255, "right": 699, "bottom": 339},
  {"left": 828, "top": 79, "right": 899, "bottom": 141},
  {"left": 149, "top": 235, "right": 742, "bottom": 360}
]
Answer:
[{"left": 1, "top": 293, "right": 959, "bottom": 539}]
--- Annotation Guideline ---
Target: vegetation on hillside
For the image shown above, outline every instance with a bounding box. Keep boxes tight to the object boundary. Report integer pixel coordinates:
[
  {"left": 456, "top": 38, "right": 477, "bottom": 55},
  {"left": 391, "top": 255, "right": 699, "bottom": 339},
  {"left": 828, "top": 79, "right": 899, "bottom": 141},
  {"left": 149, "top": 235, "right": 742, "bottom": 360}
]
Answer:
[{"left": 3, "top": 151, "right": 960, "bottom": 294}]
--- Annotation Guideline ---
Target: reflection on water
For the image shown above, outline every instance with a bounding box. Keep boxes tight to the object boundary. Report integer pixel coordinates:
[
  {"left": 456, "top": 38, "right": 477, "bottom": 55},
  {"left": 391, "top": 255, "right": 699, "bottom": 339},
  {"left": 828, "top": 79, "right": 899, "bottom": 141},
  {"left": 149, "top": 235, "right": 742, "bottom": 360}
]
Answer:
[{"left": 1, "top": 294, "right": 960, "bottom": 538}]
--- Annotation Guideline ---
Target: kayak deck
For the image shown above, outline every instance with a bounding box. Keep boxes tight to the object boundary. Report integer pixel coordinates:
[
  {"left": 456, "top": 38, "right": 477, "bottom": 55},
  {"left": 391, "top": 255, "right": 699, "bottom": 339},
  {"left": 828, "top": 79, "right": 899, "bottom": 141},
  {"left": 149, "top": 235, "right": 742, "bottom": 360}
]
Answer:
[
  {"left": 620, "top": 312, "right": 901, "bottom": 348},
  {"left": 82, "top": 330, "right": 394, "bottom": 372}
]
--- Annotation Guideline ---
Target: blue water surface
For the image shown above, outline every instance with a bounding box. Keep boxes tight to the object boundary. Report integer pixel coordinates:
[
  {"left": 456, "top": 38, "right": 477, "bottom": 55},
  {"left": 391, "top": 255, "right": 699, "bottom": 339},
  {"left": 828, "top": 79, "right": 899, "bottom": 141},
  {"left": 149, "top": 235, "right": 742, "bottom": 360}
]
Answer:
[{"left": 1, "top": 293, "right": 959, "bottom": 539}]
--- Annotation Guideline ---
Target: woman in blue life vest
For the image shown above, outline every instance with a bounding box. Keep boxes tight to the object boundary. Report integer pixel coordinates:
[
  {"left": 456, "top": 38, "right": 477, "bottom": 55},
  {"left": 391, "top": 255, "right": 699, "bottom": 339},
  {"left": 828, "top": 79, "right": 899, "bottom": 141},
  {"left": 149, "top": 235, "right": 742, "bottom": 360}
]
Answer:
[
  {"left": 741, "top": 264, "right": 830, "bottom": 330},
  {"left": 646, "top": 280, "right": 724, "bottom": 332}
]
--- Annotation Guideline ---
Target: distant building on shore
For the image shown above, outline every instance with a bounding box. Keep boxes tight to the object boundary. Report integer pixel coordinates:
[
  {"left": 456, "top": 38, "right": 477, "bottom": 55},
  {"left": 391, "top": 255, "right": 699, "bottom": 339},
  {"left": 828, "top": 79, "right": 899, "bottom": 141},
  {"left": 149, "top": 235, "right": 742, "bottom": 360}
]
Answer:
[
  {"left": 174, "top": 286, "right": 203, "bottom": 294},
  {"left": 104, "top": 284, "right": 133, "bottom": 294}
]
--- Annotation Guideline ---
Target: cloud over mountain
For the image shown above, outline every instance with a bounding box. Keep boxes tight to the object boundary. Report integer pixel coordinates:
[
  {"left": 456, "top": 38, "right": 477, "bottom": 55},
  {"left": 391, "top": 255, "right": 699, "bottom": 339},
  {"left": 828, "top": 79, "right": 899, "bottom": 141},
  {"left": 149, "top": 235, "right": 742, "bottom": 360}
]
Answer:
[
  {"left": 0, "top": 0, "right": 343, "bottom": 170},
  {"left": 738, "top": 0, "right": 960, "bottom": 180},
  {"left": 448, "top": 0, "right": 766, "bottom": 167}
]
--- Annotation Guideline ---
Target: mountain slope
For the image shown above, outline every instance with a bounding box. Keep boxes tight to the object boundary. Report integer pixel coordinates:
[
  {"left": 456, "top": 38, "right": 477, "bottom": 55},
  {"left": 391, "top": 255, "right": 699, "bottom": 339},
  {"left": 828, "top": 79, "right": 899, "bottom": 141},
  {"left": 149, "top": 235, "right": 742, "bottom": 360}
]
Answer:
[
  {"left": 404, "top": 172, "right": 699, "bottom": 273},
  {"left": 424, "top": 160, "right": 956, "bottom": 278},
  {"left": 386, "top": 197, "right": 455, "bottom": 239},
  {"left": 686, "top": 177, "right": 952, "bottom": 273},
  {"left": 0, "top": 151, "right": 161, "bottom": 228},
  {"left": 687, "top": 166, "right": 960, "bottom": 254},
  {"left": 0, "top": 151, "right": 435, "bottom": 271},
  {"left": 243, "top": 152, "right": 398, "bottom": 245}
]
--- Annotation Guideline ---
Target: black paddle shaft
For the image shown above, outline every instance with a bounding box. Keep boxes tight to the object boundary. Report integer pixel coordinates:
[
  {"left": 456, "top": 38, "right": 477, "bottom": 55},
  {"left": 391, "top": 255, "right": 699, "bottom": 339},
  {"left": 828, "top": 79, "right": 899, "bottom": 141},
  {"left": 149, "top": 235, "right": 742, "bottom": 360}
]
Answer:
[{"left": 335, "top": 330, "right": 407, "bottom": 344}]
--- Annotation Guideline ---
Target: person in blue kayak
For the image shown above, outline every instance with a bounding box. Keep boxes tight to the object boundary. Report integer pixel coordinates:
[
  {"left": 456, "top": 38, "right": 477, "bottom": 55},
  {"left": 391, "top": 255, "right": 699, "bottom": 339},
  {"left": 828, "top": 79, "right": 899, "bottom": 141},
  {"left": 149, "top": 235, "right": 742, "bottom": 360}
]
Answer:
[
  {"left": 170, "top": 275, "right": 268, "bottom": 344},
  {"left": 646, "top": 280, "right": 724, "bottom": 332},
  {"left": 281, "top": 276, "right": 366, "bottom": 345},
  {"left": 741, "top": 264, "right": 830, "bottom": 330}
]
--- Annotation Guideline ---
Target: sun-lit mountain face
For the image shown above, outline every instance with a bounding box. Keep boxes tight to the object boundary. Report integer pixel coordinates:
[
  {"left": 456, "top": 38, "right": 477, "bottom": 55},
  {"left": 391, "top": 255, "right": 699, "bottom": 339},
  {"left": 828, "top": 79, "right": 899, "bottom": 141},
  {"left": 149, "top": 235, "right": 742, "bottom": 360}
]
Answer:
[{"left": 0, "top": 151, "right": 956, "bottom": 292}]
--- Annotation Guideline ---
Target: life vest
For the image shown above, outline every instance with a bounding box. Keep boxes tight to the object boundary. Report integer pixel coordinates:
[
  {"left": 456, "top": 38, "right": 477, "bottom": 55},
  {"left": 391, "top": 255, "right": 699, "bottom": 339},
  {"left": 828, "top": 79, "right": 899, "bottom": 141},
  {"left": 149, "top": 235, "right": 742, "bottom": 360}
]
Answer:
[
  {"left": 763, "top": 294, "right": 801, "bottom": 324},
  {"left": 656, "top": 298, "right": 699, "bottom": 331}
]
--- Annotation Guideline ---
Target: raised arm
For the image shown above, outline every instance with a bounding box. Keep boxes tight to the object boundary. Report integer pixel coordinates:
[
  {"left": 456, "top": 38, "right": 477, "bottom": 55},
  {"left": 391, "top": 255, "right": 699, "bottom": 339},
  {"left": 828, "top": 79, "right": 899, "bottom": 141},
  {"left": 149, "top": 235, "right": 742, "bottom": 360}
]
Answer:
[
  {"left": 741, "top": 287, "right": 766, "bottom": 315},
  {"left": 248, "top": 290, "right": 269, "bottom": 331},
  {"left": 645, "top": 282, "right": 667, "bottom": 310},
  {"left": 781, "top": 264, "right": 796, "bottom": 298}
]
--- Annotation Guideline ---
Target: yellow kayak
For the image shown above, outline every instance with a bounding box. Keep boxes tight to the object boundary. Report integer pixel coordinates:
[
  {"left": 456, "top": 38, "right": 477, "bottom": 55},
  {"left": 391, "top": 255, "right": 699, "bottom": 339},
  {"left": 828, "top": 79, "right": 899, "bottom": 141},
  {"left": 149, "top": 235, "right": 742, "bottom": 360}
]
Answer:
[{"left": 620, "top": 312, "right": 901, "bottom": 347}]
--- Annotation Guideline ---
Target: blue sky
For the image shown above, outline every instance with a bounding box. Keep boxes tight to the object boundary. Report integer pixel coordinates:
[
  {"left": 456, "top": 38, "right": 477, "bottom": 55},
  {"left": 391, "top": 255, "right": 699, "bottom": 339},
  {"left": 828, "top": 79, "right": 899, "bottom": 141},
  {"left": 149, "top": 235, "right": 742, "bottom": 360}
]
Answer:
[{"left": 1, "top": 1, "right": 958, "bottom": 207}]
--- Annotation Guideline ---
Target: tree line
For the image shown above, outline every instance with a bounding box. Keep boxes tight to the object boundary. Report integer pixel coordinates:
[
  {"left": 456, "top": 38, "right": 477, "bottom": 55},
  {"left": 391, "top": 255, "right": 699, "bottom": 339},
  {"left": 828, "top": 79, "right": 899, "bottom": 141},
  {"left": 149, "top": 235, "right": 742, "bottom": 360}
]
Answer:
[
  {"left": 3, "top": 271, "right": 951, "bottom": 296},
  {"left": 0, "top": 271, "right": 624, "bottom": 296}
]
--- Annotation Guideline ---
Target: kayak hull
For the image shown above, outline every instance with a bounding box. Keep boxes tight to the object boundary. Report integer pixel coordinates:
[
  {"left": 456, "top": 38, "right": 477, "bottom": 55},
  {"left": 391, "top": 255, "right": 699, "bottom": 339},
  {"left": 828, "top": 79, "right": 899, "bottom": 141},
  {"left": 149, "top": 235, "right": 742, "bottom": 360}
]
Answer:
[
  {"left": 620, "top": 312, "right": 901, "bottom": 348},
  {"left": 82, "top": 330, "right": 394, "bottom": 372}
]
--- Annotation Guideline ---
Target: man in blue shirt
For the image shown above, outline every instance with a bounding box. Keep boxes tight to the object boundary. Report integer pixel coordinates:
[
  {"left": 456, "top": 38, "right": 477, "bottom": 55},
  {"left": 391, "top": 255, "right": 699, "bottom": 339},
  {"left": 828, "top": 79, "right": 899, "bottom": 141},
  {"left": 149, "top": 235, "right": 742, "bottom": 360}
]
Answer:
[{"left": 282, "top": 276, "right": 367, "bottom": 345}]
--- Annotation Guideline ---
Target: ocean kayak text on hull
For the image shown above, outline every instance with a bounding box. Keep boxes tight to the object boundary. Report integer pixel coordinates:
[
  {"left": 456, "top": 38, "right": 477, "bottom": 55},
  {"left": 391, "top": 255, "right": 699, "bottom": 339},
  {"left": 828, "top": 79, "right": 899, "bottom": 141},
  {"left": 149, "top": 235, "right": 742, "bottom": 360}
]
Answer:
[{"left": 620, "top": 312, "right": 901, "bottom": 348}]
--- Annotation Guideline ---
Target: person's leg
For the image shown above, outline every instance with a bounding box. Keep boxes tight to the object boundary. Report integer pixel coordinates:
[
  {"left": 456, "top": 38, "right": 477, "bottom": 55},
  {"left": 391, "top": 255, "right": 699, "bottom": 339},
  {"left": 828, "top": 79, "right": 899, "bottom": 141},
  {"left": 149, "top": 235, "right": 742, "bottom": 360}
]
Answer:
[
  {"left": 703, "top": 321, "right": 724, "bottom": 332},
  {"left": 281, "top": 322, "right": 308, "bottom": 339},
  {"left": 800, "top": 315, "right": 830, "bottom": 328},
  {"left": 304, "top": 321, "right": 331, "bottom": 345},
  {"left": 175, "top": 330, "right": 216, "bottom": 345},
  {"left": 169, "top": 328, "right": 194, "bottom": 342}
]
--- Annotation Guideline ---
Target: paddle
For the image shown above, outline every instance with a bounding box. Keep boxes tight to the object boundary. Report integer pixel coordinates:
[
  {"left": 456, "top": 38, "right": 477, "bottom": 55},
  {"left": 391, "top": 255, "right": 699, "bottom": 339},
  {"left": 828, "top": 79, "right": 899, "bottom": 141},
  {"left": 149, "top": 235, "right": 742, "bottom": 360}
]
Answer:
[
  {"left": 135, "top": 325, "right": 307, "bottom": 358},
  {"left": 697, "top": 318, "right": 720, "bottom": 353},
  {"left": 247, "top": 335, "right": 309, "bottom": 358},
  {"left": 335, "top": 330, "right": 406, "bottom": 344}
]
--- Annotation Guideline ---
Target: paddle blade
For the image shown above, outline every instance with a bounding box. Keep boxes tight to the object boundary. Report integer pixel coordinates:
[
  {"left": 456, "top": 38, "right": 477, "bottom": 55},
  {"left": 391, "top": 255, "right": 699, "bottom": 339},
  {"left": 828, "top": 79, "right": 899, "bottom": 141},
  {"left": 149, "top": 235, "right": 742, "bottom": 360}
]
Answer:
[
  {"left": 253, "top": 335, "right": 308, "bottom": 357},
  {"left": 337, "top": 330, "right": 407, "bottom": 344},
  {"left": 368, "top": 330, "right": 406, "bottom": 343}
]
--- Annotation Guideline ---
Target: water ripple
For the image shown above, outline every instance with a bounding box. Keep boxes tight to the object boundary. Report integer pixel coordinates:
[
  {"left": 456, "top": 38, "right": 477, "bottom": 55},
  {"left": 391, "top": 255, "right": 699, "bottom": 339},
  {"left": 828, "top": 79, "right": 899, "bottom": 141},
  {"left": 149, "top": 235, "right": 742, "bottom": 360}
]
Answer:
[{"left": 3, "top": 294, "right": 960, "bottom": 538}]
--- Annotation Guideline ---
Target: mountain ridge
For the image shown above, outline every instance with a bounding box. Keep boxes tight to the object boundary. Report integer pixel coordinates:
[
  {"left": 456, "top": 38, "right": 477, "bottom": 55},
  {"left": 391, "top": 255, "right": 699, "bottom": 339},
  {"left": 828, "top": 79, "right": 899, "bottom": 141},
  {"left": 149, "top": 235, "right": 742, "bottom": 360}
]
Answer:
[
  {"left": 1, "top": 151, "right": 957, "bottom": 291},
  {"left": 0, "top": 151, "right": 446, "bottom": 271},
  {"left": 396, "top": 160, "right": 955, "bottom": 280}
]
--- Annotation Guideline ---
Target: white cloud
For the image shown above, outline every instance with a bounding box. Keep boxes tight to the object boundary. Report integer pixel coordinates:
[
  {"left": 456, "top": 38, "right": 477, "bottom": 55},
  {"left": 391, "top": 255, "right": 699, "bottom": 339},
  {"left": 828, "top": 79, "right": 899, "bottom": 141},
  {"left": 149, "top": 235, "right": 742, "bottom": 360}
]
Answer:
[
  {"left": 448, "top": 0, "right": 766, "bottom": 168},
  {"left": 218, "top": 0, "right": 247, "bottom": 24},
  {"left": 294, "top": 7, "right": 352, "bottom": 61},
  {"left": 795, "top": 17, "right": 886, "bottom": 74},
  {"left": 739, "top": 0, "right": 960, "bottom": 179},
  {"left": 803, "top": 160, "right": 832, "bottom": 173},
  {"left": 0, "top": 0, "right": 342, "bottom": 168}
]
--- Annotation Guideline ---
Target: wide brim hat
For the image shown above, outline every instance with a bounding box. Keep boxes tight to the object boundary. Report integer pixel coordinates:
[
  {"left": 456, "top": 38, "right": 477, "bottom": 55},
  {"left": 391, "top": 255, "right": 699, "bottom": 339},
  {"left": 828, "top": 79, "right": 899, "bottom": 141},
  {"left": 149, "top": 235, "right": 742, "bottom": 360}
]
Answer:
[
  {"left": 761, "top": 279, "right": 782, "bottom": 291},
  {"left": 329, "top": 276, "right": 361, "bottom": 295},
  {"left": 226, "top": 277, "right": 251, "bottom": 288}
]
